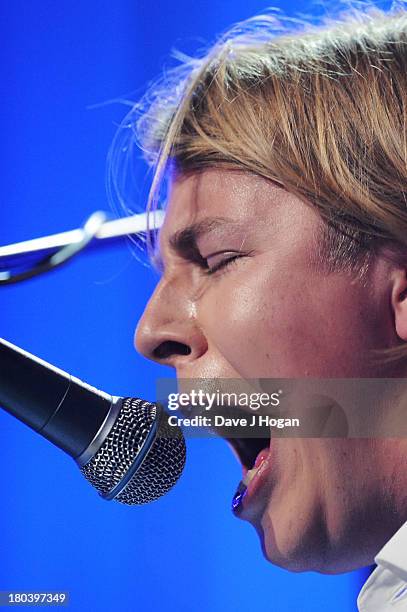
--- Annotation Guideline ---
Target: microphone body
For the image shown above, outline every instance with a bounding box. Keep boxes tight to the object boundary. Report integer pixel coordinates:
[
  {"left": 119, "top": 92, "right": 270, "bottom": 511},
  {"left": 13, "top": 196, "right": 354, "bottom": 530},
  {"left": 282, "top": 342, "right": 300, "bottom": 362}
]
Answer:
[
  {"left": 0, "top": 337, "right": 115, "bottom": 459},
  {"left": 0, "top": 337, "right": 186, "bottom": 505}
]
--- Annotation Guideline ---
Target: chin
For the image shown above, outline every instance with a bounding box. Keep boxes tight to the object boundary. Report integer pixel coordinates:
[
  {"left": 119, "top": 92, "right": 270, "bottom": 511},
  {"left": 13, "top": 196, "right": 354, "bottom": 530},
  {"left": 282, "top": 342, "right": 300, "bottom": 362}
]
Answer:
[
  {"left": 224, "top": 426, "right": 372, "bottom": 575},
  {"left": 257, "top": 514, "right": 373, "bottom": 574},
  {"left": 226, "top": 433, "right": 328, "bottom": 572},
  {"left": 256, "top": 517, "right": 329, "bottom": 573}
]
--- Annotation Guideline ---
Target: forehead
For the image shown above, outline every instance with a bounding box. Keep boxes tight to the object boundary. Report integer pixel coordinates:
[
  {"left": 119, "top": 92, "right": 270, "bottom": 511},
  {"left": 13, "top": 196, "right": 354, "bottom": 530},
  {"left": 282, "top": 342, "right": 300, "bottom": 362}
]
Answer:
[
  {"left": 152, "top": 167, "right": 323, "bottom": 268},
  {"left": 159, "top": 168, "right": 288, "bottom": 241}
]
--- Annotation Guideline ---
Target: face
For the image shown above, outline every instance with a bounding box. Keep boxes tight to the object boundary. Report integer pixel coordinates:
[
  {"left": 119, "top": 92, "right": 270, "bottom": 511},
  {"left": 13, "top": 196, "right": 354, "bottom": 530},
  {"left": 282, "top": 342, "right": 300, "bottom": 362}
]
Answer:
[{"left": 135, "top": 168, "right": 402, "bottom": 573}]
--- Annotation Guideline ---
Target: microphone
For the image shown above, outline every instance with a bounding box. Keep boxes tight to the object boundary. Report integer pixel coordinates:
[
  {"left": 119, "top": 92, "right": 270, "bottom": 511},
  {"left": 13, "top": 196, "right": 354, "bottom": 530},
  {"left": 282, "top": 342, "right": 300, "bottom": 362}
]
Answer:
[{"left": 0, "top": 337, "right": 186, "bottom": 505}]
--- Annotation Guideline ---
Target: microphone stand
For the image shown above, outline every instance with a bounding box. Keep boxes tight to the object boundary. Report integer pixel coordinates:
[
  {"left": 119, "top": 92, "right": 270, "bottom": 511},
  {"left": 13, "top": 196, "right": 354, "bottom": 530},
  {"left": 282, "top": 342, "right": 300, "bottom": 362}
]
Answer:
[{"left": 0, "top": 210, "right": 164, "bottom": 284}]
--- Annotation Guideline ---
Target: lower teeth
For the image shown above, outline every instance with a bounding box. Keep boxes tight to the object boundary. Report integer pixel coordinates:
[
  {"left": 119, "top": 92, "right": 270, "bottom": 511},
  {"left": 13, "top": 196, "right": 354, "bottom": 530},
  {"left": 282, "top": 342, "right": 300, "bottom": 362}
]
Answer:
[{"left": 243, "top": 467, "right": 258, "bottom": 486}]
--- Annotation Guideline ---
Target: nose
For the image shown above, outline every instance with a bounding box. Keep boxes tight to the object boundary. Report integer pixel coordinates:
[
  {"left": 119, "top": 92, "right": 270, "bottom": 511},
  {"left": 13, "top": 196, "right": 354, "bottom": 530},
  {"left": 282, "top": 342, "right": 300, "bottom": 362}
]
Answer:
[{"left": 134, "top": 277, "right": 208, "bottom": 369}]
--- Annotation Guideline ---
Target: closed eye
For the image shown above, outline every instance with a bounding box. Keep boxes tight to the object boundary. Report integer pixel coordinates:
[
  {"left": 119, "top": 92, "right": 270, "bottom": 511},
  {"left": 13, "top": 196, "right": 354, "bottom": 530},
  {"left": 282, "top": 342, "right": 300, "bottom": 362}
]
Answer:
[
  {"left": 152, "top": 243, "right": 253, "bottom": 277},
  {"left": 204, "top": 253, "right": 243, "bottom": 275}
]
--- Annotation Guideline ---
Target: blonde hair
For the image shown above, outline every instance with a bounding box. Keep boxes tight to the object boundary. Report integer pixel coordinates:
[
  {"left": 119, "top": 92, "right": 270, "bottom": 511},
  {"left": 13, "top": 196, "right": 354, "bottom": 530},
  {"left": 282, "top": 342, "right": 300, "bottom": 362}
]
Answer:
[{"left": 109, "top": 3, "right": 407, "bottom": 364}]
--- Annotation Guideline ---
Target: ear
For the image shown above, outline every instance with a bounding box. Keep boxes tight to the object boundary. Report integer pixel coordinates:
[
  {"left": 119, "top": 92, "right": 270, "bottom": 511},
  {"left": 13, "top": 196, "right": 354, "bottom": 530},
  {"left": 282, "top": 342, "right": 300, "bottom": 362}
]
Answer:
[{"left": 391, "top": 269, "right": 407, "bottom": 341}]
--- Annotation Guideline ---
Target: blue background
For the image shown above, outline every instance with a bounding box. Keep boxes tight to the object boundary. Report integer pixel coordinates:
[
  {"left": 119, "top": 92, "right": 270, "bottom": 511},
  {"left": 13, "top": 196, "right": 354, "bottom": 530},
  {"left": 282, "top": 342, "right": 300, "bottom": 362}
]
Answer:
[{"left": 0, "top": 1, "right": 382, "bottom": 610}]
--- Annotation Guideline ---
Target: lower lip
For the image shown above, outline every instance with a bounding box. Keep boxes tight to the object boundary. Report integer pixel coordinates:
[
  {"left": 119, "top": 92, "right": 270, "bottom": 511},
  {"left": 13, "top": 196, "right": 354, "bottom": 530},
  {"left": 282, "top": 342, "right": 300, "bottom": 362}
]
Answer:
[{"left": 232, "top": 448, "right": 271, "bottom": 514}]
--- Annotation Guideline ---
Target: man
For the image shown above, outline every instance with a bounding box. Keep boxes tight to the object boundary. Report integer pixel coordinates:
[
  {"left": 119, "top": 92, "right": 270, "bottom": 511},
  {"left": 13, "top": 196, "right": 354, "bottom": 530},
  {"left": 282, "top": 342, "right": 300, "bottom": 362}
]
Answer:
[{"left": 114, "top": 6, "right": 407, "bottom": 609}]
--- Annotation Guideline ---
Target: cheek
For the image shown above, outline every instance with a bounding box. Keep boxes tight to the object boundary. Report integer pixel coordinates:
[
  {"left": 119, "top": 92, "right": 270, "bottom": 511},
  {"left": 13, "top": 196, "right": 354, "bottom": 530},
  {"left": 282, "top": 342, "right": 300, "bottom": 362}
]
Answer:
[{"left": 199, "top": 269, "right": 378, "bottom": 378}]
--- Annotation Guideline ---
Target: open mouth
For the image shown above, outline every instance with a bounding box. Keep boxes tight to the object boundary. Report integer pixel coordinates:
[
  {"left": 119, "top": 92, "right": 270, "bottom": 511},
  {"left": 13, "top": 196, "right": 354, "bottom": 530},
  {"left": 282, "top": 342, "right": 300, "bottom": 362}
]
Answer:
[
  {"left": 226, "top": 434, "right": 271, "bottom": 514},
  {"left": 227, "top": 436, "right": 271, "bottom": 475}
]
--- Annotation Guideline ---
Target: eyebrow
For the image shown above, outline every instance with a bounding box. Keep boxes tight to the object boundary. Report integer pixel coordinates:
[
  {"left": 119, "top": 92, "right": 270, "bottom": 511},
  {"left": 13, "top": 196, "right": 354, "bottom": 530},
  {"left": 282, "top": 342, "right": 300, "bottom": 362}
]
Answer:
[{"left": 151, "top": 216, "right": 238, "bottom": 272}]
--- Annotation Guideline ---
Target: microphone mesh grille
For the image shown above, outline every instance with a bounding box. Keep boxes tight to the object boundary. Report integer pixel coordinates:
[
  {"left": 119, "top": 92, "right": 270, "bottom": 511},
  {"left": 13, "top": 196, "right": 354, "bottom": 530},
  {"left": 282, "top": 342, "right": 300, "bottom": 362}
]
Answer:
[
  {"left": 80, "top": 397, "right": 186, "bottom": 504},
  {"left": 116, "top": 409, "right": 185, "bottom": 505}
]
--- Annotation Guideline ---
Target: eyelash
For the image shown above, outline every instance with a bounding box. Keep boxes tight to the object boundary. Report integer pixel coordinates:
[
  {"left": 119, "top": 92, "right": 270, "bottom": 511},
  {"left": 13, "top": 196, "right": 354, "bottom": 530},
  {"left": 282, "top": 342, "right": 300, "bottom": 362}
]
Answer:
[{"left": 203, "top": 254, "right": 244, "bottom": 276}]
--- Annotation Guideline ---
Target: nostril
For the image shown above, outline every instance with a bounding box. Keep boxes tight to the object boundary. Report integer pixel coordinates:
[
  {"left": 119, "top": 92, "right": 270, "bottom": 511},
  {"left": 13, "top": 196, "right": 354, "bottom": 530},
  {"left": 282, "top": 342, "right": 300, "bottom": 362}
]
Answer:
[{"left": 153, "top": 340, "right": 192, "bottom": 360}]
